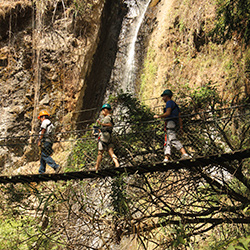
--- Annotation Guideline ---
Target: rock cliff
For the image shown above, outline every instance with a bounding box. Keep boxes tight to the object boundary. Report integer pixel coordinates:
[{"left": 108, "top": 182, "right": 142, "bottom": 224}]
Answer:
[
  {"left": 0, "top": 0, "right": 126, "bottom": 169},
  {"left": 139, "top": 0, "right": 250, "bottom": 109},
  {"left": 1, "top": 0, "right": 249, "bottom": 171}
]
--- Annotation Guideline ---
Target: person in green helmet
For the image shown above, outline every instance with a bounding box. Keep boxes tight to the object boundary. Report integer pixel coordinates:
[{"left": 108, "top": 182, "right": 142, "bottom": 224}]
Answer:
[
  {"left": 154, "top": 89, "right": 191, "bottom": 162},
  {"left": 94, "top": 104, "right": 119, "bottom": 171}
]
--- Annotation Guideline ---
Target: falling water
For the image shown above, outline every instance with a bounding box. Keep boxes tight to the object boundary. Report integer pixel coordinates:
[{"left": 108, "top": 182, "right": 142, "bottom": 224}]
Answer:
[{"left": 107, "top": 0, "right": 151, "bottom": 95}]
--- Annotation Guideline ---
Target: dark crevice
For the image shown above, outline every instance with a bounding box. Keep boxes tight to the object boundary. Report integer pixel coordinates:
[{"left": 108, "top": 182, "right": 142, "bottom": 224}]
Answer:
[
  {"left": 0, "top": 3, "right": 32, "bottom": 41},
  {"left": 76, "top": 0, "right": 127, "bottom": 129}
]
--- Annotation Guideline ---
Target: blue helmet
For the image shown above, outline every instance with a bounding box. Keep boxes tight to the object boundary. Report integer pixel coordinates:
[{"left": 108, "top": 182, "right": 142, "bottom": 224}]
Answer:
[
  {"left": 100, "top": 103, "right": 112, "bottom": 111},
  {"left": 161, "top": 89, "right": 173, "bottom": 97}
]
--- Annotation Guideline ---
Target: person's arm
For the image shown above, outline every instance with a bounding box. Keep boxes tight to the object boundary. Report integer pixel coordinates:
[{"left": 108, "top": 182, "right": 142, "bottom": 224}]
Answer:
[
  {"left": 178, "top": 112, "right": 184, "bottom": 134},
  {"left": 38, "top": 128, "right": 46, "bottom": 146},
  {"left": 97, "top": 120, "right": 113, "bottom": 127},
  {"left": 154, "top": 107, "right": 172, "bottom": 119},
  {"left": 97, "top": 116, "right": 113, "bottom": 127},
  {"left": 179, "top": 113, "right": 183, "bottom": 128}
]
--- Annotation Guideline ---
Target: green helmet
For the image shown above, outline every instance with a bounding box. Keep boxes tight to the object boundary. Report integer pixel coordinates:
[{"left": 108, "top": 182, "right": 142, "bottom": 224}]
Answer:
[
  {"left": 161, "top": 89, "right": 173, "bottom": 97},
  {"left": 100, "top": 103, "right": 111, "bottom": 111}
]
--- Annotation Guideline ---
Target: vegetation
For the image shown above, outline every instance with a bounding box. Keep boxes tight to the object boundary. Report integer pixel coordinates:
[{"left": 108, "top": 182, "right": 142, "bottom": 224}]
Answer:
[
  {"left": 139, "top": 48, "right": 158, "bottom": 100},
  {"left": 67, "top": 131, "right": 97, "bottom": 171},
  {"left": 1, "top": 0, "right": 250, "bottom": 249},
  {"left": 140, "top": 0, "right": 250, "bottom": 108},
  {"left": 212, "top": 0, "right": 250, "bottom": 45},
  {"left": 1, "top": 93, "right": 250, "bottom": 249}
]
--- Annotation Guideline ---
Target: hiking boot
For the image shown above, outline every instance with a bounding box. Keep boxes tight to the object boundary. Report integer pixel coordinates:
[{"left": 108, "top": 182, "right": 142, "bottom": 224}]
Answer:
[
  {"left": 180, "top": 154, "right": 191, "bottom": 160},
  {"left": 55, "top": 166, "right": 61, "bottom": 174}
]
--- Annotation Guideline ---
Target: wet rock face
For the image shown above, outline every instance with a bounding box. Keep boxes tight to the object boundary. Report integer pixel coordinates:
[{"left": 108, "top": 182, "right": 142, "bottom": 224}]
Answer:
[
  {"left": 75, "top": 0, "right": 127, "bottom": 127},
  {"left": 0, "top": 42, "right": 33, "bottom": 138}
]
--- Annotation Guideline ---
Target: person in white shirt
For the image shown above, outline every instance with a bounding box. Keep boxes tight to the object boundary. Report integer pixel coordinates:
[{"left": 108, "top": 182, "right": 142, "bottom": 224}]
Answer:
[{"left": 37, "top": 110, "right": 61, "bottom": 174}]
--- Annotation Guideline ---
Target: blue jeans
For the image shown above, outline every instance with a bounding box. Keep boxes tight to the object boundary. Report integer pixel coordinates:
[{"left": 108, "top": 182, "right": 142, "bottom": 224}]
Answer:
[{"left": 39, "top": 142, "right": 59, "bottom": 174}]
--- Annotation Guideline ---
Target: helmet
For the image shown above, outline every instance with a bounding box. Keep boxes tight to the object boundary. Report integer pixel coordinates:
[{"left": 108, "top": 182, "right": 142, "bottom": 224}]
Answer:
[
  {"left": 161, "top": 89, "right": 173, "bottom": 97},
  {"left": 100, "top": 103, "right": 112, "bottom": 111},
  {"left": 38, "top": 110, "right": 50, "bottom": 119}
]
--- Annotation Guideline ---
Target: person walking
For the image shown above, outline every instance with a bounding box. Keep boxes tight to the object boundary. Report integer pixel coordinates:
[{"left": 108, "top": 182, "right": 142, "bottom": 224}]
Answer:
[
  {"left": 37, "top": 110, "right": 61, "bottom": 174},
  {"left": 154, "top": 89, "right": 191, "bottom": 162},
  {"left": 94, "top": 104, "right": 119, "bottom": 171}
]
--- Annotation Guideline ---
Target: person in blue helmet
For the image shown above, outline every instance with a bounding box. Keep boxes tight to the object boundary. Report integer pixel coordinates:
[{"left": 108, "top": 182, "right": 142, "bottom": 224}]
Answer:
[
  {"left": 94, "top": 103, "right": 119, "bottom": 171},
  {"left": 154, "top": 89, "right": 191, "bottom": 162}
]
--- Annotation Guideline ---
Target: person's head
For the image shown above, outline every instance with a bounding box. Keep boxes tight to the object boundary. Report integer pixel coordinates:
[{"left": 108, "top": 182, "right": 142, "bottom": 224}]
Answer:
[
  {"left": 38, "top": 110, "right": 50, "bottom": 121},
  {"left": 161, "top": 89, "right": 173, "bottom": 102},
  {"left": 100, "top": 103, "right": 112, "bottom": 116}
]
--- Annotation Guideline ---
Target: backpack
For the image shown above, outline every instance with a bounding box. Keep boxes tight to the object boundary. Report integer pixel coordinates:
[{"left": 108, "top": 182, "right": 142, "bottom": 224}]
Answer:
[{"left": 43, "top": 121, "right": 56, "bottom": 143}]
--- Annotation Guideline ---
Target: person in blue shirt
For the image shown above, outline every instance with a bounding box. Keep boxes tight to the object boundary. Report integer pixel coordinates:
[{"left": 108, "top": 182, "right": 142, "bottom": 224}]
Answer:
[{"left": 154, "top": 89, "right": 191, "bottom": 162}]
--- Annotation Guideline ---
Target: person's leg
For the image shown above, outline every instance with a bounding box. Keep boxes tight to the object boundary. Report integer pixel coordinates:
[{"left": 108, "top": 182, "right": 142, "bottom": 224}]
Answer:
[
  {"left": 180, "top": 147, "right": 187, "bottom": 155},
  {"left": 163, "top": 131, "right": 171, "bottom": 161},
  {"left": 180, "top": 148, "right": 191, "bottom": 159},
  {"left": 108, "top": 147, "right": 119, "bottom": 167},
  {"left": 42, "top": 142, "right": 60, "bottom": 171},
  {"left": 171, "top": 131, "right": 191, "bottom": 159},
  {"left": 95, "top": 150, "right": 103, "bottom": 170},
  {"left": 44, "top": 154, "right": 60, "bottom": 171},
  {"left": 39, "top": 152, "right": 47, "bottom": 174}
]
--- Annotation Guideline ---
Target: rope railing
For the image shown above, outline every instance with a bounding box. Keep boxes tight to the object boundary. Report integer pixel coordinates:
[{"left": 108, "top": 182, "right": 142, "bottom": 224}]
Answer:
[
  {"left": 1, "top": 103, "right": 249, "bottom": 141},
  {"left": 0, "top": 104, "right": 249, "bottom": 181}
]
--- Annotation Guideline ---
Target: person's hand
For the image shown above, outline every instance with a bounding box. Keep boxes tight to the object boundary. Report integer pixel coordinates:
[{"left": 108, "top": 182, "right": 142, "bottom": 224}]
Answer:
[
  {"left": 97, "top": 120, "right": 101, "bottom": 125},
  {"left": 154, "top": 115, "right": 159, "bottom": 119},
  {"left": 38, "top": 140, "right": 41, "bottom": 147}
]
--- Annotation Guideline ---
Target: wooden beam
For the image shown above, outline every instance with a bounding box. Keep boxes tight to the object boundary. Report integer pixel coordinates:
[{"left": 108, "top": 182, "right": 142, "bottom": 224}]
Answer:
[{"left": 0, "top": 149, "right": 249, "bottom": 184}]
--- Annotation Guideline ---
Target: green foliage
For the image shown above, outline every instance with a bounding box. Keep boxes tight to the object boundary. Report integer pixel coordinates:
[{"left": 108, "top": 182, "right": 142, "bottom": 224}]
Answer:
[
  {"left": 0, "top": 217, "right": 36, "bottom": 250},
  {"left": 140, "top": 48, "right": 158, "bottom": 99},
  {"left": 109, "top": 93, "right": 160, "bottom": 162},
  {"left": 189, "top": 82, "right": 221, "bottom": 111},
  {"left": 225, "top": 235, "right": 250, "bottom": 250},
  {"left": 73, "top": 0, "right": 94, "bottom": 17},
  {"left": 110, "top": 174, "right": 130, "bottom": 217},
  {"left": 212, "top": 0, "right": 250, "bottom": 44},
  {"left": 0, "top": 183, "right": 62, "bottom": 249},
  {"left": 110, "top": 92, "right": 155, "bottom": 130},
  {"left": 0, "top": 183, "right": 35, "bottom": 217},
  {"left": 67, "top": 131, "right": 97, "bottom": 171},
  {"left": 170, "top": 223, "right": 187, "bottom": 248}
]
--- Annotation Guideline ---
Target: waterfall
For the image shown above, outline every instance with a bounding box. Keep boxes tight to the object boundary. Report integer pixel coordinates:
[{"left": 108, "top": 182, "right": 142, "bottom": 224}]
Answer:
[
  {"left": 75, "top": 0, "right": 151, "bottom": 125},
  {"left": 107, "top": 0, "right": 151, "bottom": 95}
]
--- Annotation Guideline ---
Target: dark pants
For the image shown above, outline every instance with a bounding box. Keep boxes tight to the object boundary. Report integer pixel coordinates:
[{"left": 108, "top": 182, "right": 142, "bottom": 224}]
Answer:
[{"left": 39, "top": 142, "right": 59, "bottom": 174}]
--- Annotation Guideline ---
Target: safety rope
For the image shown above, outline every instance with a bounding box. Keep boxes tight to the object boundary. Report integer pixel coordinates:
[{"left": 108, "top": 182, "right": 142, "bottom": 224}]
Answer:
[{"left": 0, "top": 103, "right": 249, "bottom": 184}]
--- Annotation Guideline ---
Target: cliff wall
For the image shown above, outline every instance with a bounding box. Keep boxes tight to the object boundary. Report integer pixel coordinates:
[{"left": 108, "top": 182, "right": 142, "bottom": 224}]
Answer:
[
  {"left": 0, "top": 0, "right": 125, "bottom": 169},
  {"left": 139, "top": 0, "right": 250, "bottom": 110}
]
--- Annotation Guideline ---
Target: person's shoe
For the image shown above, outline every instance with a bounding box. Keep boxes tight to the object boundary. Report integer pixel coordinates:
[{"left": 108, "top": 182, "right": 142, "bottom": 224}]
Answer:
[
  {"left": 180, "top": 154, "right": 191, "bottom": 160},
  {"left": 55, "top": 166, "right": 61, "bottom": 174},
  {"left": 163, "top": 158, "right": 169, "bottom": 163}
]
